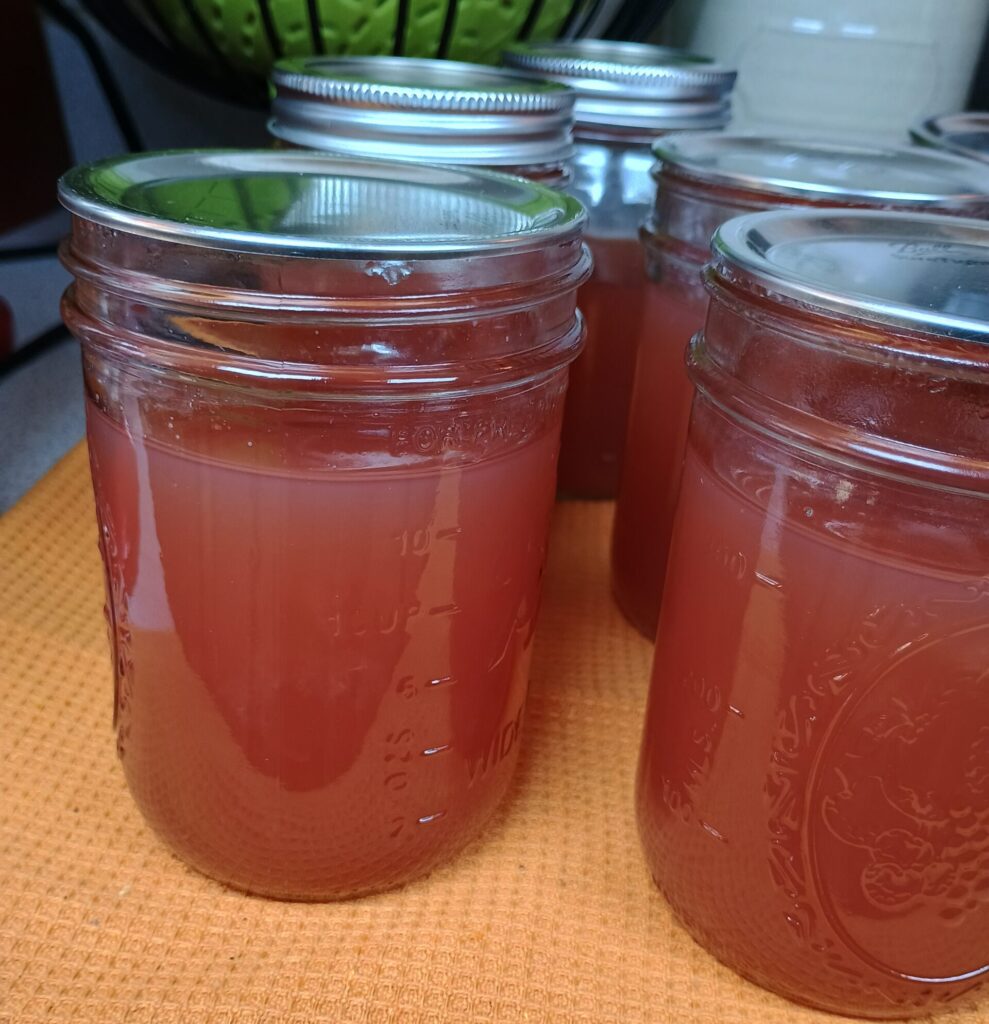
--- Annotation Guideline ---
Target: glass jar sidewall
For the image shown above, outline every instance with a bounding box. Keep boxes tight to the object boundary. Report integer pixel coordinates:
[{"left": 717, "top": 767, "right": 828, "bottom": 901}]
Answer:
[
  {"left": 685, "top": 388, "right": 989, "bottom": 576},
  {"left": 695, "top": 277, "right": 989, "bottom": 496},
  {"left": 639, "top": 389, "right": 989, "bottom": 1013},
  {"left": 81, "top": 333, "right": 573, "bottom": 477}
]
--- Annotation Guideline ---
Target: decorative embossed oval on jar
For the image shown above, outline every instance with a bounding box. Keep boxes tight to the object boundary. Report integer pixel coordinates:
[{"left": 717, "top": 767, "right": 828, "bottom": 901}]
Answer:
[
  {"left": 636, "top": 209, "right": 989, "bottom": 1017},
  {"left": 59, "top": 150, "right": 589, "bottom": 900}
]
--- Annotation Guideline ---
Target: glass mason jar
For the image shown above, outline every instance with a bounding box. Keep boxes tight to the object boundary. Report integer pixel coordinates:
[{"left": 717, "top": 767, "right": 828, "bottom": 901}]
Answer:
[
  {"left": 504, "top": 41, "right": 736, "bottom": 497},
  {"left": 267, "top": 56, "right": 575, "bottom": 187},
  {"left": 912, "top": 112, "right": 989, "bottom": 166},
  {"left": 59, "top": 151, "right": 590, "bottom": 901},
  {"left": 614, "top": 135, "right": 989, "bottom": 638},
  {"left": 637, "top": 209, "right": 989, "bottom": 1018}
]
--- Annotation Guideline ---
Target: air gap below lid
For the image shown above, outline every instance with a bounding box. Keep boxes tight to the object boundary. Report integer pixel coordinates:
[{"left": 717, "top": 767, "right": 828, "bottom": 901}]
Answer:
[
  {"left": 57, "top": 149, "right": 587, "bottom": 259},
  {"left": 268, "top": 57, "right": 575, "bottom": 169},
  {"left": 503, "top": 40, "right": 736, "bottom": 134}
]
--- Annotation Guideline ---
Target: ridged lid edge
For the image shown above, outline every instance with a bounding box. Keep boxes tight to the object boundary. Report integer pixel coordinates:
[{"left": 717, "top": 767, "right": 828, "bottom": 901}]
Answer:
[
  {"left": 271, "top": 57, "right": 575, "bottom": 114},
  {"left": 502, "top": 42, "right": 736, "bottom": 96}
]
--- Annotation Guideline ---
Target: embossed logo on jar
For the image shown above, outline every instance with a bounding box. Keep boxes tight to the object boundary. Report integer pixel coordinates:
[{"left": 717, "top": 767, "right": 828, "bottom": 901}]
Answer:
[
  {"left": 388, "top": 388, "right": 564, "bottom": 458},
  {"left": 810, "top": 623, "right": 989, "bottom": 983}
]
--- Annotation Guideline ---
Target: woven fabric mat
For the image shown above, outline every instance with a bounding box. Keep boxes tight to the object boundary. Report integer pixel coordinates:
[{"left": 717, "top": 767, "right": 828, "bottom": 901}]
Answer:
[{"left": 1, "top": 444, "right": 985, "bottom": 1024}]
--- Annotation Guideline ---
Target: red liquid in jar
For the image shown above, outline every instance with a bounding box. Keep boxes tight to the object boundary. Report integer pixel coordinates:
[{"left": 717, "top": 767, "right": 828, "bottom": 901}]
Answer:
[
  {"left": 556, "top": 235, "right": 648, "bottom": 497},
  {"left": 611, "top": 255, "right": 704, "bottom": 636},
  {"left": 637, "top": 411, "right": 989, "bottom": 1017},
  {"left": 88, "top": 397, "right": 558, "bottom": 900}
]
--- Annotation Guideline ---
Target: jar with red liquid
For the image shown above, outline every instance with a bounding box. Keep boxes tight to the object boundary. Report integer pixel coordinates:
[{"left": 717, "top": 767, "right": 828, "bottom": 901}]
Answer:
[
  {"left": 58, "top": 150, "right": 589, "bottom": 900},
  {"left": 267, "top": 56, "right": 575, "bottom": 186},
  {"left": 637, "top": 209, "right": 989, "bottom": 1018},
  {"left": 613, "top": 135, "right": 989, "bottom": 638},
  {"left": 504, "top": 42, "right": 736, "bottom": 497}
]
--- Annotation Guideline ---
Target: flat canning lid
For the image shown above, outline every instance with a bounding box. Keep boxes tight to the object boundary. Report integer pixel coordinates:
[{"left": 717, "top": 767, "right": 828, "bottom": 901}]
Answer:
[
  {"left": 712, "top": 208, "right": 989, "bottom": 343},
  {"left": 654, "top": 134, "right": 989, "bottom": 207},
  {"left": 58, "top": 149, "right": 587, "bottom": 259}
]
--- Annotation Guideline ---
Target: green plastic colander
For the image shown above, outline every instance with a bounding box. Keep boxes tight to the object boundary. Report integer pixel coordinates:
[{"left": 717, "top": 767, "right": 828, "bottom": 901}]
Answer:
[{"left": 77, "top": 0, "right": 639, "bottom": 104}]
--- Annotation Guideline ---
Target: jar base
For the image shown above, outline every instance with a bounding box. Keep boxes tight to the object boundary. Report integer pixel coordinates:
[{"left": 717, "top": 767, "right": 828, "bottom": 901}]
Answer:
[
  {"left": 652, "top": 874, "right": 985, "bottom": 1021},
  {"left": 144, "top": 816, "right": 494, "bottom": 903}
]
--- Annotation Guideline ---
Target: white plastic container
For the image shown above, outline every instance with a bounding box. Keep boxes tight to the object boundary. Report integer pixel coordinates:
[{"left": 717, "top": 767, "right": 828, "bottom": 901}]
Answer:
[{"left": 664, "top": 0, "right": 989, "bottom": 142}]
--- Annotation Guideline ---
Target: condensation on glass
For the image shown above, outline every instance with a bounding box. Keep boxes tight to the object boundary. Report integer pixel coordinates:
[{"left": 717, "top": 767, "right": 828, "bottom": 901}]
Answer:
[
  {"left": 613, "top": 134, "right": 989, "bottom": 638},
  {"left": 58, "top": 150, "right": 590, "bottom": 900},
  {"left": 637, "top": 209, "right": 989, "bottom": 1018}
]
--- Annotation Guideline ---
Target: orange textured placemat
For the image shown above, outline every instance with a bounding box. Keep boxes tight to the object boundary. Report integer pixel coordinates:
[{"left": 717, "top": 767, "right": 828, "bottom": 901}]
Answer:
[{"left": 1, "top": 444, "right": 986, "bottom": 1024}]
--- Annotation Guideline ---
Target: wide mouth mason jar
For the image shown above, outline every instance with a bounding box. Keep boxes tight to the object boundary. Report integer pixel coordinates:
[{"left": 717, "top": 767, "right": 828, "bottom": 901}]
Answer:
[
  {"left": 637, "top": 208, "right": 989, "bottom": 1018},
  {"left": 268, "top": 56, "right": 575, "bottom": 186},
  {"left": 613, "top": 133, "right": 989, "bottom": 638},
  {"left": 504, "top": 40, "right": 736, "bottom": 498},
  {"left": 911, "top": 112, "right": 989, "bottom": 165},
  {"left": 58, "top": 150, "right": 589, "bottom": 900}
]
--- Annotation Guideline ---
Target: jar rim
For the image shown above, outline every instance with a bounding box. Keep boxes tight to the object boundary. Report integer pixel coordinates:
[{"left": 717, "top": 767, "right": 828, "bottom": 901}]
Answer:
[
  {"left": 910, "top": 112, "right": 989, "bottom": 165},
  {"left": 653, "top": 133, "right": 989, "bottom": 206},
  {"left": 58, "top": 150, "right": 586, "bottom": 259},
  {"left": 67, "top": 298, "right": 588, "bottom": 400},
  {"left": 711, "top": 208, "right": 989, "bottom": 345}
]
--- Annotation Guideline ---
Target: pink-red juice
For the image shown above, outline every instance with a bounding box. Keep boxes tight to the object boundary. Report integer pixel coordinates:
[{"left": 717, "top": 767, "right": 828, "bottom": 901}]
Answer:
[
  {"left": 637, "top": 394, "right": 989, "bottom": 1017},
  {"left": 611, "top": 163, "right": 989, "bottom": 641},
  {"left": 59, "top": 151, "right": 589, "bottom": 900},
  {"left": 556, "top": 235, "right": 648, "bottom": 498},
  {"left": 87, "top": 376, "right": 562, "bottom": 900},
  {"left": 611, "top": 247, "right": 705, "bottom": 636}
]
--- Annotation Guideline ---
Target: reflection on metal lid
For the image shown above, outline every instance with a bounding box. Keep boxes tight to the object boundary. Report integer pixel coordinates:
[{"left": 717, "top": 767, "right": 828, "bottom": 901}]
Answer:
[
  {"left": 911, "top": 112, "right": 989, "bottom": 165},
  {"left": 502, "top": 40, "right": 735, "bottom": 132},
  {"left": 268, "top": 57, "right": 575, "bottom": 168},
  {"left": 272, "top": 56, "right": 573, "bottom": 111},
  {"left": 503, "top": 40, "right": 735, "bottom": 97},
  {"left": 655, "top": 133, "right": 989, "bottom": 206},
  {"left": 713, "top": 208, "right": 989, "bottom": 341},
  {"left": 58, "top": 150, "right": 586, "bottom": 258}
]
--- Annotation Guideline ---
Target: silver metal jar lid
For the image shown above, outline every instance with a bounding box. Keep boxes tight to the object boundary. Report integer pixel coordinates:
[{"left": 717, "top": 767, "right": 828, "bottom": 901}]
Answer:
[
  {"left": 911, "top": 112, "right": 989, "bottom": 165},
  {"left": 57, "top": 149, "right": 586, "bottom": 259},
  {"left": 654, "top": 133, "right": 989, "bottom": 208},
  {"left": 712, "top": 208, "right": 989, "bottom": 342},
  {"left": 269, "top": 57, "right": 575, "bottom": 168},
  {"left": 502, "top": 40, "right": 735, "bottom": 133}
]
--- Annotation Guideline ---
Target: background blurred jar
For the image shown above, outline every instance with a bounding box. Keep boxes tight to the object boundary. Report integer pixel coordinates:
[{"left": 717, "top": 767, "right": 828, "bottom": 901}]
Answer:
[
  {"left": 613, "top": 134, "right": 989, "bottom": 638},
  {"left": 662, "top": 0, "right": 989, "bottom": 142},
  {"left": 637, "top": 208, "right": 989, "bottom": 1018},
  {"left": 504, "top": 40, "right": 735, "bottom": 498},
  {"left": 268, "top": 56, "right": 576, "bottom": 186}
]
